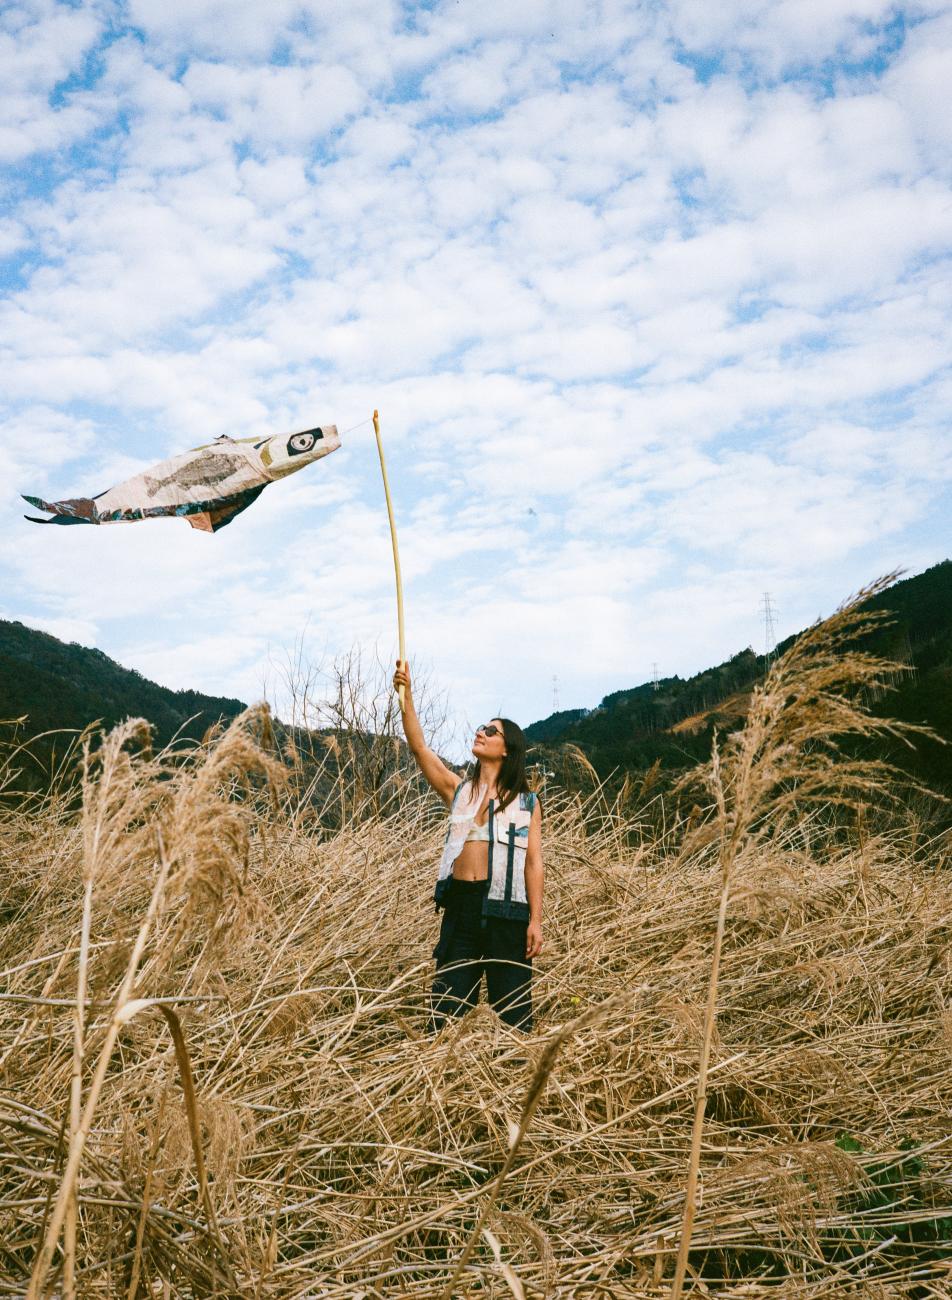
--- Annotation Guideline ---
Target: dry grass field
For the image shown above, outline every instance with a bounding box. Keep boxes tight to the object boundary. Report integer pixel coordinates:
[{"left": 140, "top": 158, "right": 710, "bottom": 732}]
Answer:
[{"left": 2, "top": 586, "right": 951, "bottom": 1298}]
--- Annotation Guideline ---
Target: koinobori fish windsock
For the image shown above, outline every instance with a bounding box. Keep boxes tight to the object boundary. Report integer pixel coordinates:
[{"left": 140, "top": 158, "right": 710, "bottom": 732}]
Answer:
[{"left": 23, "top": 425, "right": 341, "bottom": 533}]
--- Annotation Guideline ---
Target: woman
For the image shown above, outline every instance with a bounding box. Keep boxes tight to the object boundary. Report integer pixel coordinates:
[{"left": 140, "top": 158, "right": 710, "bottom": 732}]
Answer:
[{"left": 393, "top": 660, "right": 543, "bottom": 1032}]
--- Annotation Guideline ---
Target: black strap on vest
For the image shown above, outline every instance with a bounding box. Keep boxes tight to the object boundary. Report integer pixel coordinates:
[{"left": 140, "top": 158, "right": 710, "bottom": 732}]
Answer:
[
  {"left": 480, "top": 798, "right": 494, "bottom": 929},
  {"left": 504, "top": 822, "right": 516, "bottom": 903}
]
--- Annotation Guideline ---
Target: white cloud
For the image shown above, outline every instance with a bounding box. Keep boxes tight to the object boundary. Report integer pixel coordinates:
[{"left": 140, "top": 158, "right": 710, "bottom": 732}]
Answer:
[
  {"left": 883, "top": 11, "right": 952, "bottom": 166},
  {"left": 420, "top": 40, "right": 558, "bottom": 115},
  {"left": 665, "top": 0, "right": 930, "bottom": 76},
  {"left": 0, "top": 0, "right": 949, "bottom": 734},
  {"left": 125, "top": 0, "right": 301, "bottom": 59},
  {"left": 0, "top": 0, "right": 104, "bottom": 162},
  {"left": 183, "top": 61, "right": 366, "bottom": 147}
]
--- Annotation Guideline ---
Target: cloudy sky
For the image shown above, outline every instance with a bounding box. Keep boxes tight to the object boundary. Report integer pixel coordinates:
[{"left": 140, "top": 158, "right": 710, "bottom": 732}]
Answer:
[{"left": 1, "top": 0, "right": 950, "bottom": 749}]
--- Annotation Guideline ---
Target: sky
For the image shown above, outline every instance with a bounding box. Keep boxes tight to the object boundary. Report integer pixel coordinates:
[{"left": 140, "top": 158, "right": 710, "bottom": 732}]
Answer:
[{"left": 1, "top": 0, "right": 950, "bottom": 752}]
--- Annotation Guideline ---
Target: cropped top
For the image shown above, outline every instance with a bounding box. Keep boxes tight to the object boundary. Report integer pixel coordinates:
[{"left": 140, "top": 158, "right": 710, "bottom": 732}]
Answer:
[{"left": 464, "top": 820, "right": 491, "bottom": 843}]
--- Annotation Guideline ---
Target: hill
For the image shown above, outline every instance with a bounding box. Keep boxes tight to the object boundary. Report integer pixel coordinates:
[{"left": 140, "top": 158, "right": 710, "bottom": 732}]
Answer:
[
  {"left": 526, "top": 561, "right": 952, "bottom": 790},
  {"left": 0, "top": 618, "right": 246, "bottom": 777},
  {"left": 3, "top": 562, "right": 949, "bottom": 794},
  {"left": 4, "top": 629, "right": 952, "bottom": 1296}
]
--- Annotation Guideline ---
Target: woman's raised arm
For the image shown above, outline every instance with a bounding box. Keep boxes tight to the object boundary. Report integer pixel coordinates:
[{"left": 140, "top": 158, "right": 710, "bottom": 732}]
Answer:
[{"left": 393, "top": 660, "right": 461, "bottom": 806}]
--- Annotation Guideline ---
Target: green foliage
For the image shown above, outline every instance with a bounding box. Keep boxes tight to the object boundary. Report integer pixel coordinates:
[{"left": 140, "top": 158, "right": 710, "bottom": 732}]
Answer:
[
  {"left": 0, "top": 619, "right": 245, "bottom": 785},
  {"left": 527, "top": 561, "right": 952, "bottom": 794},
  {"left": 830, "top": 1132, "right": 952, "bottom": 1262}
]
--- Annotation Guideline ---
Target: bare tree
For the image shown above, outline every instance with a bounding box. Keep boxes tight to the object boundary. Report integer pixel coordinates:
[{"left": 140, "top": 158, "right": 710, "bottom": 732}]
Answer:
[{"left": 262, "top": 641, "right": 454, "bottom": 827}]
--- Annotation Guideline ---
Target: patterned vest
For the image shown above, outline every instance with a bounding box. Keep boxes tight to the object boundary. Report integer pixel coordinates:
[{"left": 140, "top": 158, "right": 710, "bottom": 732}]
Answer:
[{"left": 434, "top": 780, "right": 538, "bottom": 921}]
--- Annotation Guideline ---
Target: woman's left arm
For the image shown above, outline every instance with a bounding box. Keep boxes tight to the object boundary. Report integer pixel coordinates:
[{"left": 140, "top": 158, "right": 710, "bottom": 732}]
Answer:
[{"left": 524, "top": 800, "right": 544, "bottom": 959}]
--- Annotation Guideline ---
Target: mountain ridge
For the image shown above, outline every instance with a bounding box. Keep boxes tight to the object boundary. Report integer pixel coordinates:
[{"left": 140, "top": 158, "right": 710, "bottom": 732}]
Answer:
[
  {"left": 0, "top": 618, "right": 247, "bottom": 779},
  {"left": 525, "top": 561, "right": 952, "bottom": 790},
  {"left": 2, "top": 560, "right": 949, "bottom": 791}
]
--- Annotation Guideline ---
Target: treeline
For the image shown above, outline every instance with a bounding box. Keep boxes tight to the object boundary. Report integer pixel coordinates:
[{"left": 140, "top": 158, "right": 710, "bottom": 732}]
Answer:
[
  {"left": 0, "top": 619, "right": 245, "bottom": 783},
  {"left": 3, "top": 562, "right": 949, "bottom": 800},
  {"left": 526, "top": 561, "right": 952, "bottom": 793},
  {"left": 0, "top": 627, "right": 435, "bottom": 825}
]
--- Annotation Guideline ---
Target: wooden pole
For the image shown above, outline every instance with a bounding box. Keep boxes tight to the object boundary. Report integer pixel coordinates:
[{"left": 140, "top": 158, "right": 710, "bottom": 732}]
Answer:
[{"left": 372, "top": 410, "right": 406, "bottom": 708}]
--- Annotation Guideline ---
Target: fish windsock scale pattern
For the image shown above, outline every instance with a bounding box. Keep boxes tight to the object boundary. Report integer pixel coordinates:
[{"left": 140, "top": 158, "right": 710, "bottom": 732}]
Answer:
[{"left": 23, "top": 425, "right": 341, "bottom": 533}]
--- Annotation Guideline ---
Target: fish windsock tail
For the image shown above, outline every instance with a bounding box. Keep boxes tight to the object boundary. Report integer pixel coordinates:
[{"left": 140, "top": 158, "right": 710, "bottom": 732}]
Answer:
[{"left": 22, "top": 494, "right": 97, "bottom": 525}]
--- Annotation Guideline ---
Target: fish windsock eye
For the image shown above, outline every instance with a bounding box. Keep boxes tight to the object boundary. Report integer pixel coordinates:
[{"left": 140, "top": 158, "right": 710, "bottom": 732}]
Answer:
[{"left": 287, "top": 429, "right": 323, "bottom": 456}]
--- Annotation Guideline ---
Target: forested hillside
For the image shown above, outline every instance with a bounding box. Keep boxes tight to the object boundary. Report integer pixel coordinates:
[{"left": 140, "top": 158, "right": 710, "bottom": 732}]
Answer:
[
  {"left": 3, "top": 562, "right": 949, "bottom": 794},
  {"left": 0, "top": 619, "right": 245, "bottom": 778},
  {"left": 526, "top": 562, "right": 952, "bottom": 790}
]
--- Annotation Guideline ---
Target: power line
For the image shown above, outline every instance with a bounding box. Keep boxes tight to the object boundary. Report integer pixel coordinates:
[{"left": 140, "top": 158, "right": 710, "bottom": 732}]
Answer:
[
  {"left": 651, "top": 662, "right": 660, "bottom": 692},
  {"left": 761, "top": 592, "right": 778, "bottom": 659},
  {"left": 552, "top": 674, "right": 560, "bottom": 713}
]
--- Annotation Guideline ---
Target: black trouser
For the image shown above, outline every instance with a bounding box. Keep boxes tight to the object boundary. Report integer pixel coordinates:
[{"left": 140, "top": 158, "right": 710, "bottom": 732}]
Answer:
[{"left": 431, "top": 879, "right": 532, "bottom": 1032}]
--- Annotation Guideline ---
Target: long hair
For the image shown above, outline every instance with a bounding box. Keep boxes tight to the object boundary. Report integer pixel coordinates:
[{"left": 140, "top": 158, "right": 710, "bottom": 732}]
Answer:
[{"left": 470, "top": 717, "right": 530, "bottom": 814}]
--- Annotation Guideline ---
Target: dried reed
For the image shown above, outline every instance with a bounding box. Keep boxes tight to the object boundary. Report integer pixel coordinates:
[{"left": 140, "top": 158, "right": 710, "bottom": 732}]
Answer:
[
  {"left": 668, "top": 575, "right": 943, "bottom": 1299},
  {"left": 0, "top": 587, "right": 950, "bottom": 1297}
]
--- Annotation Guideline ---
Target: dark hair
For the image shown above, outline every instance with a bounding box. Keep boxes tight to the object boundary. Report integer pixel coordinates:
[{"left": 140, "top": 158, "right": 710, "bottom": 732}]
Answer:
[{"left": 470, "top": 717, "right": 530, "bottom": 814}]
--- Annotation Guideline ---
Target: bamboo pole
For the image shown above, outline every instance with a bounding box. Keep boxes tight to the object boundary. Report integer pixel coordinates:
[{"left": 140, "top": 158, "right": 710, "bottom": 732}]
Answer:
[{"left": 372, "top": 409, "right": 406, "bottom": 707}]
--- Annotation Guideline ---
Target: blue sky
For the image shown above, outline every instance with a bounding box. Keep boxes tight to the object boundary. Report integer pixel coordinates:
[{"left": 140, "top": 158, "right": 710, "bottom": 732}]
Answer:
[{"left": 1, "top": 0, "right": 950, "bottom": 754}]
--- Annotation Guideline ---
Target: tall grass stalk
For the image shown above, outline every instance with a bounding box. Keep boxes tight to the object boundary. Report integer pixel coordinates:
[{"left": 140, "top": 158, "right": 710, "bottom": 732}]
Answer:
[
  {"left": 669, "top": 576, "right": 942, "bottom": 1299},
  {"left": 27, "top": 831, "right": 175, "bottom": 1299},
  {"left": 63, "top": 874, "right": 91, "bottom": 1300},
  {"left": 1, "top": 588, "right": 950, "bottom": 1296}
]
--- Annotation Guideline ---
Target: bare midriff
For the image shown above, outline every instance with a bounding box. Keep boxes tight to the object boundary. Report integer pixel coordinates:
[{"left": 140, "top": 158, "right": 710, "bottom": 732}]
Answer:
[{"left": 451, "top": 805, "right": 491, "bottom": 881}]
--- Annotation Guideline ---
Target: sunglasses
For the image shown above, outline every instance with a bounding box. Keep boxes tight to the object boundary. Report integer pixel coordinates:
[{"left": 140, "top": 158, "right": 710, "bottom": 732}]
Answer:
[{"left": 476, "top": 724, "right": 502, "bottom": 737}]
